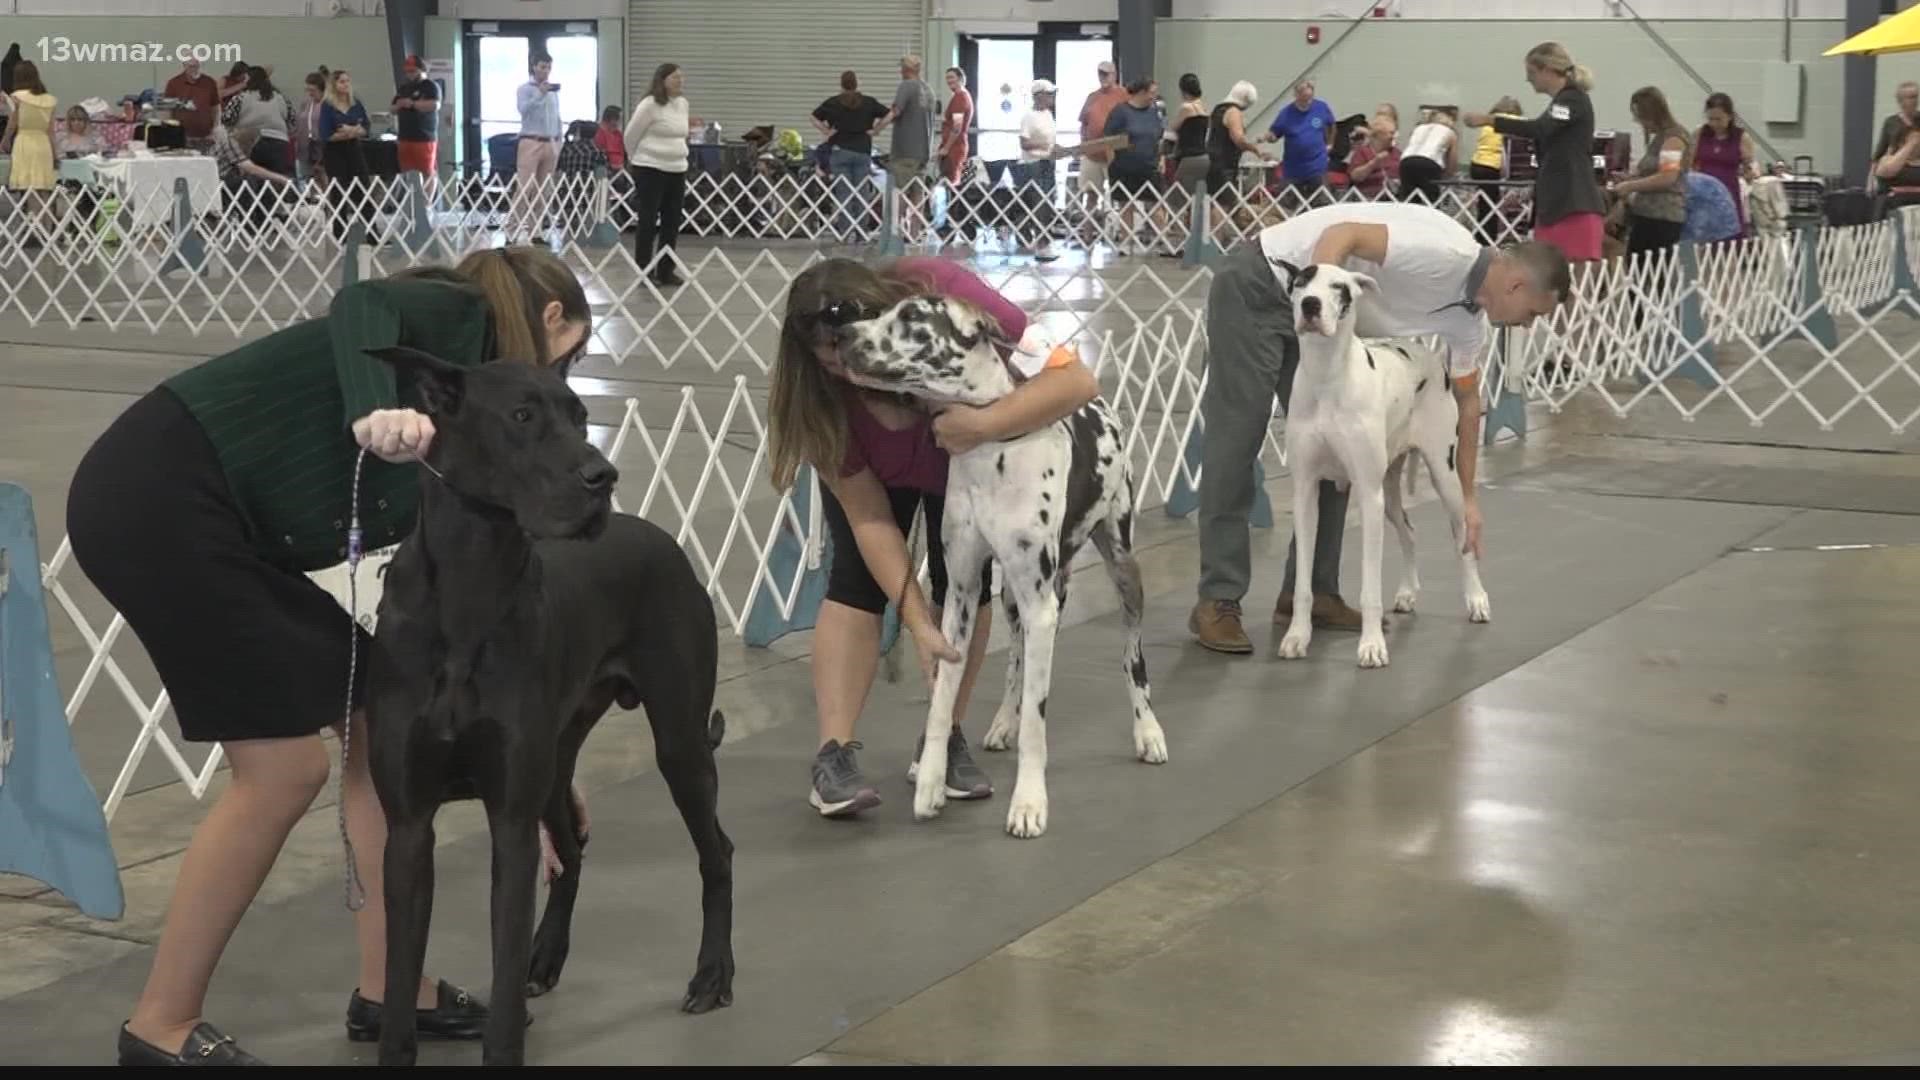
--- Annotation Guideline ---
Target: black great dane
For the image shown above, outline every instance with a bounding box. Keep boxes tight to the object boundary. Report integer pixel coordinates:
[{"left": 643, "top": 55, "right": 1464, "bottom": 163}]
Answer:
[{"left": 361, "top": 346, "right": 734, "bottom": 1066}]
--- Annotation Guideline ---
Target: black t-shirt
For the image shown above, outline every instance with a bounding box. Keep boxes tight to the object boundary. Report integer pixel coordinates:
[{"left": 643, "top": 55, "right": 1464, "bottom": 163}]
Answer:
[
  {"left": 813, "top": 93, "right": 889, "bottom": 155},
  {"left": 1874, "top": 113, "right": 1920, "bottom": 187},
  {"left": 1494, "top": 84, "right": 1606, "bottom": 226},
  {"left": 394, "top": 76, "right": 439, "bottom": 142}
]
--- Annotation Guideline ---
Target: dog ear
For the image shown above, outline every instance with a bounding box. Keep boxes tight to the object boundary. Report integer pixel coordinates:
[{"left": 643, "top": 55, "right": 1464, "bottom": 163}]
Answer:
[
  {"left": 1266, "top": 256, "right": 1302, "bottom": 291},
  {"left": 365, "top": 345, "right": 466, "bottom": 416},
  {"left": 1347, "top": 272, "right": 1380, "bottom": 296}
]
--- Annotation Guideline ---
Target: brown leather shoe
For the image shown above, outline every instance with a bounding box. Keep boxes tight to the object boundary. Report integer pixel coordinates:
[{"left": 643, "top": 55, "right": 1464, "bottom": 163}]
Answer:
[
  {"left": 1273, "top": 592, "right": 1374, "bottom": 632},
  {"left": 1189, "top": 599, "right": 1253, "bottom": 654}
]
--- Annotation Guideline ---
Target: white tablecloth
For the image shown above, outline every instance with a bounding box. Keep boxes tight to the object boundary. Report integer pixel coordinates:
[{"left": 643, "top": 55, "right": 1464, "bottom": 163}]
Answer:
[{"left": 84, "top": 155, "right": 221, "bottom": 229}]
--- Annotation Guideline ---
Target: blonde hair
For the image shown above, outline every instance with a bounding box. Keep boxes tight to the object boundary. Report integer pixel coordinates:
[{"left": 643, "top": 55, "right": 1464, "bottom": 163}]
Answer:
[
  {"left": 1225, "top": 80, "right": 1257, "bottom": 109},
  {"left": 767, "top": 258, "right": 935, "bottom": 493},
  {"left": 1525, "top": 42, "right": 1593, "bottom": 93},
  {"left": 327, "top": 69, "right": 355, "bottom": 111}
]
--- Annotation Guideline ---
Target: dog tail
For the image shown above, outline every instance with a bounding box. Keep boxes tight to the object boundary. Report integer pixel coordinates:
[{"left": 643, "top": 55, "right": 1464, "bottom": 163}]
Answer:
[{"left": 706, "top": 710, "right": 726, "bottom": 751}]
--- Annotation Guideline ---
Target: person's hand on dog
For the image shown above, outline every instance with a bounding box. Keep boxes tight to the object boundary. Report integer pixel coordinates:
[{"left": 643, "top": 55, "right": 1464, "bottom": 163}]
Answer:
[
  {"left": 932, "top": 405, "right": 996, "bottom": 456},
  {"left": 1463, "top": 500, "right": 1484, "bottom": 559},
  {"left": 353, "top": 407, "right": 436, "bottom": 464},
  {"left": 907, "top": 613, "right": 962, "bottom": 686}
]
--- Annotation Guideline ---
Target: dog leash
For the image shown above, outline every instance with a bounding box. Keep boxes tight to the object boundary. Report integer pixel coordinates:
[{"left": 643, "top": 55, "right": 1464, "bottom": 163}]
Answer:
[{"left": 337, "top": 443, "right": 450, "bottom": 913}]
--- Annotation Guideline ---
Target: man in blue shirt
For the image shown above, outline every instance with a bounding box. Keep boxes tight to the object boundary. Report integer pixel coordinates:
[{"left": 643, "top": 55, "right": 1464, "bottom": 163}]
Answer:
[
  {"left": 513, "top": 52, "right": 563, "bottom": 244},
  {"left": 1260, "top": 78, "right": 1336, "bottom": 201}
]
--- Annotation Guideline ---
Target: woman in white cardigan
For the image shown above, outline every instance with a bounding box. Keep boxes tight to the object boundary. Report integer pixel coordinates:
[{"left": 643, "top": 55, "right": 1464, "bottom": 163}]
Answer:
[{"left": 624, "top": 62, "right": 691, "bottom": 286}]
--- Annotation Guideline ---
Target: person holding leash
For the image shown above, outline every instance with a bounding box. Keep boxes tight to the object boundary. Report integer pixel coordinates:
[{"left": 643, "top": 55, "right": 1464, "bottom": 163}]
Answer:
[
  {"left": 768, "top": 256, "right": 1098, "bottom": 818},
  {"left": 1188, "top": 201, "right": 1572, "bottom": 655},
  {"left": 66, "top": 246, "right": 592, "bottom": 1065}
]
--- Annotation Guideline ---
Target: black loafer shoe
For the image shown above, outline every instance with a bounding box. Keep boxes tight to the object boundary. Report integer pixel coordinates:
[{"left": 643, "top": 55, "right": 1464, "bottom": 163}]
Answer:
[
  {"left": 344, "top": 979, "right": 526, "bottom": 1043},
  {"left": 117, "top": 1021, "right": 267, "bottom": 1065}
]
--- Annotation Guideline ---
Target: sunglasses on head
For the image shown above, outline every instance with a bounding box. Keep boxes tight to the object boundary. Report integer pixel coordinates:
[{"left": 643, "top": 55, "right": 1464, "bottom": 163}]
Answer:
[{"left": 814, "top": 298, "right": 877, "bottom": 328}]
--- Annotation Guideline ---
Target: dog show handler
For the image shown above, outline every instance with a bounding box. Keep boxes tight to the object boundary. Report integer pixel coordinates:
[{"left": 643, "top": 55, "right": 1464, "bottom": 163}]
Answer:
[
  {"left": 768, "top": 256, "right": 1098, "bottom": 819},
  {"left": 65, "top": 246, "right": 591, "bottom": 1066},
  {"left": 1188, "top": 201, "right": 1572, "bottom": 655}
]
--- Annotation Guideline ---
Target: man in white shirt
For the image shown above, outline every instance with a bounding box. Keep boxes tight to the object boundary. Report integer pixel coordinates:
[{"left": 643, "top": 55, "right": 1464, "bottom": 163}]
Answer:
[
  {"left": 1016, "top": 79, "right": 1058, "bottom": 261},
  {"left": 1190, "top": 200, "right": 1570, "bottom": 654}
]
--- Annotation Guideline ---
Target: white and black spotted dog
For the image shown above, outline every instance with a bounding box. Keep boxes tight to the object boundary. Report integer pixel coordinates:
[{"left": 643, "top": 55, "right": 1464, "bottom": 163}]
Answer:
[
  {"left": 828, "top": 295, "right": 1168, "bottom": 839},
  {"left": 1271, "top": 260, "right": 1491, "bottom": 670}
]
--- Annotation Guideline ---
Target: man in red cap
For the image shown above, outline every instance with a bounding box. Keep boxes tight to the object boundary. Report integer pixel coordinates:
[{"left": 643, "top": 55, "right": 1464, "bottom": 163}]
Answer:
[{"left": 392, "top": 54, "right": 441, "bottom": 176}]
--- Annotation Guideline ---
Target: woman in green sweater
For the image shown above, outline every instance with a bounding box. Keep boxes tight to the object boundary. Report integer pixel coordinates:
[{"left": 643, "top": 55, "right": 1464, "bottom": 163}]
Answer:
[{"left": 67, "top": 246, "right": 592, "bottom": 1066}]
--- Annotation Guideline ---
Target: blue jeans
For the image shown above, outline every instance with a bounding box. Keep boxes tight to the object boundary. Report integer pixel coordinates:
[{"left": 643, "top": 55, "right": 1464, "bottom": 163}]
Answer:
[{"left": 827, "top": 147, "right": 871, "bottom": 241}]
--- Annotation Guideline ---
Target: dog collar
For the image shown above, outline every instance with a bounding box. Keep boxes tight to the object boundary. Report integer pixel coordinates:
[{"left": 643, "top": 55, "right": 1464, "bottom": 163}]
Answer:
[{"left": 1431, "top": 246, "right": 1495, "bottom": 316}]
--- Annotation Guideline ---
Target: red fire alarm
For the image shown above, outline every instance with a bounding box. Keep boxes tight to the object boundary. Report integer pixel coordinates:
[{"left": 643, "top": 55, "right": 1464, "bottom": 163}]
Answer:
[{"left": 1306, "top": 25, "right": 1320, "bottom": 44}]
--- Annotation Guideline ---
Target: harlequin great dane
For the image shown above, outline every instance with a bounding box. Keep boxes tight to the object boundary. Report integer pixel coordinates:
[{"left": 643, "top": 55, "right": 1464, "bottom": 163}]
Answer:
[
  {"left": 828, "top": 296, "right": 1168, "bottom": 839},
  {"left": 1271, "top": 260, "right": 1491, "bottom": 670}
]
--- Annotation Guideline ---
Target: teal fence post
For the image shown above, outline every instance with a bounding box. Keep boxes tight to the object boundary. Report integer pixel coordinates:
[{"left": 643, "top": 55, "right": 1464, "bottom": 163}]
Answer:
[
  {"left": 583, "top": 165, "right": 620, "bottom": 250},
  {"left": 1164, "top": 421, "right": 1272, "bottom": 528},
  {"left": 1182, "top": 181, "right": 1224, "bottom": 269},
  {"left": 742, "top": 466, "right": 830, "bottom": 648},
  {"left": 157, "top": 176, "right": 207, "bottom": 277},
  {"left": 877, "top": 175, "right": 906, "bottom": 257},
  {"left": 1794, "top": 219, "right": 1840, "bottom": 351},
  {"left": 338, "top": 220, "right": 367, "bottom": 286},
  {"left": 1482, "top": 326, "right": 1527, "bottom": 445},
  {"left": 0, "top": 485, "right": 125, "bottom": 921}
]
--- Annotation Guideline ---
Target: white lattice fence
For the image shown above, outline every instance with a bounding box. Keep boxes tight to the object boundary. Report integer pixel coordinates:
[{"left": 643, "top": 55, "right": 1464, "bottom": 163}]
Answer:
[{"left": 1511, "top": 219, "right": 1920, "bottom": 433}]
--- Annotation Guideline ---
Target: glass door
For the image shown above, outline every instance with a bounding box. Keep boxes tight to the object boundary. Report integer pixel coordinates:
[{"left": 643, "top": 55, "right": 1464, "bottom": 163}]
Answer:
[
  {"left": 1051, "top": 38, "right": 1113, "bottom": 158},
  {"left": 461, "top": 20, "right": 600, "bottom": 173},
  {"left": 477, "top": 34, "right": 533, "bottom": 154},
  {"left": 974, "top": 38, "right": 1035, "bottom": 164}
]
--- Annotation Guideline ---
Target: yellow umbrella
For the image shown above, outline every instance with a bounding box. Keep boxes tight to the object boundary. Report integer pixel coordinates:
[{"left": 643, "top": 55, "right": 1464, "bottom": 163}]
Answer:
[{"left": 1826, "top": 5, "right": 1920, "bottom": 57}]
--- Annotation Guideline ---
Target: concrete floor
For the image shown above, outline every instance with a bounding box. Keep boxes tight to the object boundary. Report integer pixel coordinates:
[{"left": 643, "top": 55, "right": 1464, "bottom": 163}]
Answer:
[{"left": 5, "top": 250, "right": 1920, "bottom": 1065}]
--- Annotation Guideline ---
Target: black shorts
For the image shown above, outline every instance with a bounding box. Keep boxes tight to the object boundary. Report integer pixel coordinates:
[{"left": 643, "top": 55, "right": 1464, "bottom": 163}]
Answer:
[
  {"left": 819, "top": 483, "right": 992, "bottom": 614},
  {"left": 64, "top": 387, "right": 369, "bottom": 745},
  {"left": 1110, "top": 167, "right": 1158, "bottom": 203}
]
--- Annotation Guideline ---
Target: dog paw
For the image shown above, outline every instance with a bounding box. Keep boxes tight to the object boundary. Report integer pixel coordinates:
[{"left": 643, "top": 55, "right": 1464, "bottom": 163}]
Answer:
[
  {"left": 982, "top": 710, "right": 1016, "bottom": 752},
  {"left": 681, "top": 955, "right": 735, "bottom": 1015},
  {"left": 1006, "top": 790, "right": 1049, "bottom": 839},
  {"left": 1277, "top": 630, "right": 1311, "bottom": 659},
  {"left": 913, "top": 772, "right": 948, "bottom": 820},
  {"left": 1393, "top": 588, "right": 1418, "bottom": 614},
  {"left": 526, "top": 929, "right": 570, "bottom": 998},
  {"left": 1466, "top": 592, "right": 1491, "bottom": 623},
  {"left": 1357, "top": 637, "right": 1390, "bottom": 669},
  {"left": 1134, "top": 721, "right": 1169, "bottom": 764}
]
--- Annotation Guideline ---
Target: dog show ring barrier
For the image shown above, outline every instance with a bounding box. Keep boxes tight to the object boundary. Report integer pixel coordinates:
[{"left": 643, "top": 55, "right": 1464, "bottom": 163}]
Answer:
[{"left": 2, "top": 163, "right": 1917, "bottom": 827}]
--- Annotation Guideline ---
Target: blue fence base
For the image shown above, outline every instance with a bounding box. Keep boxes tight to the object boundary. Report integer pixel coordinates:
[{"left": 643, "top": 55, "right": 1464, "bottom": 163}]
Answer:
[
  {"left": 1482, "top": 328, "right": 1527, "bottom": 445},
  {"left": 742, "top": 467, "right": 830, "bottom": 648},
  {"left": 1164, "top": 424, "right": 1273, "bottom": 528},
  {"left": 877, "top": 180, "right": 907, "bottom": 258},
  {"left": 0, "top": 484, "right": 124, "bottom": 921},
  {"left": 1861, "top": 210, "right": 1919, "bottom": 320},
  {"left": 1794, "top": 222, "right": 1841, "bottom": 352},
  {"left": 156, "top": 177, "right": 207, "bottom": 277},
  {"left": 1181, "top": 181, "right": 1225, "bottom": 269},
  {"left": 1483, "top": 386, "right": 1527, "bottom": 446},
  {"left": 1632, "top": 242, "right": 1719, "bottom": 391}
]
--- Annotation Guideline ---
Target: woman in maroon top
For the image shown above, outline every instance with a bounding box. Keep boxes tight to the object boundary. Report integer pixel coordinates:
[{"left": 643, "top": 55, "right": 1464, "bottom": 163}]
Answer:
[
  {"left": 769, "top": 256, "right": 1098, "bottom": 818},
  {"left": 1694, "top": 92, "right": 1756, "bottom": 239}
]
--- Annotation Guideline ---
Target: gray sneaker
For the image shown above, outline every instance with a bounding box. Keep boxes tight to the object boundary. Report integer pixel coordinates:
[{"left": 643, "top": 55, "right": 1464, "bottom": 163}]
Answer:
[
  {"left": 907, "top": 730, "right": 994, "bottom": 800},
  {"left": 811, "top": 739, "right": 881, "bottom": 818}
]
